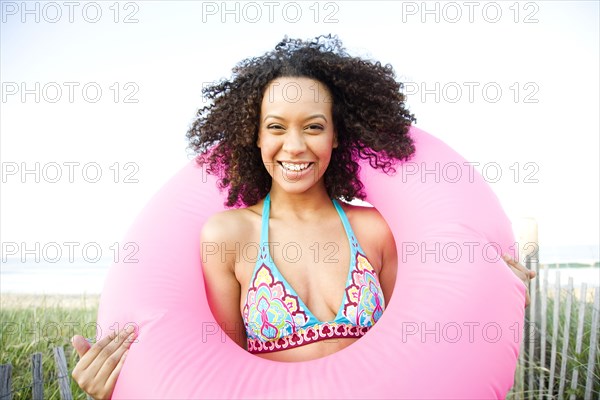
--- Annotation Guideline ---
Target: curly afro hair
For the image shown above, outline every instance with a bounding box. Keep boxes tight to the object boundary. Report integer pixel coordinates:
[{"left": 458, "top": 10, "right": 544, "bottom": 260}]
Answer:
[{"left": 187, "top": 34, "right": 416, "bottom": 207}]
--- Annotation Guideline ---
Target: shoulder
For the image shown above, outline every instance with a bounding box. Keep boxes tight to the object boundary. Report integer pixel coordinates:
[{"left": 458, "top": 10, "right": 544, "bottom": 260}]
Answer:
[
  {"left": 200, "top": 205, "right": 261, "bottom": 244},
  {"left": 338, "top": 201, "right": 392, "bottom": 235},
  {"left": 340, "top": 201, "right": 398, "bottom": 303},
  {"left": 200, "top": 205, "right": 262, "bottom": 276},
  {"left": 338, "top": 201, "right": 396, "bottom": 268}
]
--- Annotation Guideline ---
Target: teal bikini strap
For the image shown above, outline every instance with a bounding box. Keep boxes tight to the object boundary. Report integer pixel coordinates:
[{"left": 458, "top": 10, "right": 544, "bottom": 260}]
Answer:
[
  {"left": 262, "top": 195, "right": 355, "bottom": 250},
  {"left": 260, "top": 193, "right": 271, "bottom": 246},
  {"left": 332, "top": 199, "right": 358, "bottom": 250}
]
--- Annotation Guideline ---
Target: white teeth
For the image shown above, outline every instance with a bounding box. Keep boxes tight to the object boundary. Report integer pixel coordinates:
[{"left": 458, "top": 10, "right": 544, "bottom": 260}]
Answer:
[{"left": 280, "top": 162, "right": 311, "bottom": 171}]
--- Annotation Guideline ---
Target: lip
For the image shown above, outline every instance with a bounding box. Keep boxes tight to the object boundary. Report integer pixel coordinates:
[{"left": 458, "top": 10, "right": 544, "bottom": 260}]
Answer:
[{"left": 277, "top": 161, "right": 315, "bottom": 176}]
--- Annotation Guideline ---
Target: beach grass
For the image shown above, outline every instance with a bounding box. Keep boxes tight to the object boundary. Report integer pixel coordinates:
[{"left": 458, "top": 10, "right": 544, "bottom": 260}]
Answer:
[
  {"left": 507, "top": 291, "right": 600, "bottom": 398},
  {"left": 0, "top": 294, "right": 99, "bottom": 399}
]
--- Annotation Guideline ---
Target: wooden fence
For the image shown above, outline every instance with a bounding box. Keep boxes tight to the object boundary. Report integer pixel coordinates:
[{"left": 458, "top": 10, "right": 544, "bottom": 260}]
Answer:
[
  {"left": 0, "top": 346, "right": 91, "bottom": 400},
  {"left": 510, "top": 260, "right": 600, "bottom": 399}
]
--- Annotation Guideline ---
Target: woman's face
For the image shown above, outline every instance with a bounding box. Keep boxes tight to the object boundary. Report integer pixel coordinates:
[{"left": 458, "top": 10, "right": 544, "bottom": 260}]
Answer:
[{"left": 257, "top": 76, "right": 337, "bottom": 196}]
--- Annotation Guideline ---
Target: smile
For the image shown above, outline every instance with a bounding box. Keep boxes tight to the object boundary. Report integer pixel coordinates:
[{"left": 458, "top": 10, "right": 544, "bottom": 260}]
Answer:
[{"left": 279, "top": 161, "right": 314, "bottom": 172}]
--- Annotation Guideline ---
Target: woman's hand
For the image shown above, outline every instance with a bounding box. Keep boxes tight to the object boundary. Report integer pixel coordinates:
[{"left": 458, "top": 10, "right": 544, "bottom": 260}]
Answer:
[
  {"left": 502, "top": 253, "right": 537, "bottom": 307},
  {"left": 71, "top": 326, "right": 136, "bottom": 400}
]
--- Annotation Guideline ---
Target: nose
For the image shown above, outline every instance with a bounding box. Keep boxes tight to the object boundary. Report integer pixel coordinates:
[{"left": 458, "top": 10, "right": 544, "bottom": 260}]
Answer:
[{"left": 282, "top": 130, "right": 306, "bottom": 155}]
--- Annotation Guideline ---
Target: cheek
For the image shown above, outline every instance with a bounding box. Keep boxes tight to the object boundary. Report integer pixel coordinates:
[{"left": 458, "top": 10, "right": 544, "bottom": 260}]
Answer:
[
  {"left": 258, "top": 138, "right": 279, "bottom": 174},
  {"left": 257, "top": 135, "right": 274, "bottom": 156},
  {"left": 315, "top": 140, "right": 335, "bottom": 170}
]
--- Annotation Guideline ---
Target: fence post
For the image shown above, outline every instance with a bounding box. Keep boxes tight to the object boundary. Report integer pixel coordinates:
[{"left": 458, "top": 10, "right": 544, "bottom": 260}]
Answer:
[
  {"left": 539, "top": 265, "right": 549, "bottom": 398},
  {"left": 584, "top": 287, "right": 599, "bottom": 399},
  {"left": 516, "top": 316, "right": 524, "bottom": 400},
  {"left": 53, "top": 347, "right": 73, "bottom": 400},
  {"left": 0, "top": 364, "right": 12, "bottom": 400},
  {"left": 569, "top": 282, "right": 587, "bottom": 400},
  {"left": 548, "top": 269, "right": 561, "bottom": 395},
  {"left": 516, "top": 217, "right": 539, "bottom": 400},
  {"left": 527, "top": 258, "right": 539, "bottom": 399},
  {"left": 32, "top": 352, "right": 44, "bottom": 400},
  {"left": 558, "top": 277, "right": 573, "bottom": 399}
]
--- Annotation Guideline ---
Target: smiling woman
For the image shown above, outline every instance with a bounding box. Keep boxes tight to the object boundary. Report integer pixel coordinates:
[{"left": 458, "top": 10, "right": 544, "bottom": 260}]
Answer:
[
  {"left": 198, "top": 69, "right": 400, "bottom": 362},
  {"left": 72, "top": 35, "right": 528, "bottom": 399}
]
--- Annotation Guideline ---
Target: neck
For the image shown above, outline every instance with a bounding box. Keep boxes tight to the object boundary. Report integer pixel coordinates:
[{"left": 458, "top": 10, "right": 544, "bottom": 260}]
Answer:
[{"left": 268, "top": 184, "right": 334, "bottom": 221}]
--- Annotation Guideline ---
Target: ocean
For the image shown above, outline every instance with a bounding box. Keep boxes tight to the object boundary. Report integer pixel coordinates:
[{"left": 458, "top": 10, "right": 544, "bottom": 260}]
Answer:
[{"left": 1, "top": 259, "right": 110, "bottom": 294}]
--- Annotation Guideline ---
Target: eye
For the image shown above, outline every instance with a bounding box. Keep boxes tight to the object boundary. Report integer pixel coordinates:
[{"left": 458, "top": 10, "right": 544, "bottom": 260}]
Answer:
[
  {"left": 267, "top": 124, "right": 285, "bottom": 130},
  {"left": 305, "top": 124, "right": 324, "bottom": 131}
]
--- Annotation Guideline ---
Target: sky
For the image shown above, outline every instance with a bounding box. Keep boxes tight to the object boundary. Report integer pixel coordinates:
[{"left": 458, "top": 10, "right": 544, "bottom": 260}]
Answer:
[{"left": 1, "top": 1, "right": 599, "bottom": 266}]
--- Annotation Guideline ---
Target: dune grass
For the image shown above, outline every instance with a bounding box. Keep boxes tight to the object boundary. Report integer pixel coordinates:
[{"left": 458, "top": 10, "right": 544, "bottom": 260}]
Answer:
[
  {"left": 507, "top": 290, "right": 599, "bottom": 398},
  {"left": 0, "top": 294, "right": 99, "bottom": 399}
]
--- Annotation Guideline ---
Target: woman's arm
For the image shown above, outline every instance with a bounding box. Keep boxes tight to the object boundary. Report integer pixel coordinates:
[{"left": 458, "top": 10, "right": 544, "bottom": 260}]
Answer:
[
  {"left": 200, "top": 212, "right": 248, "bottom": 350},
  {"left": 375, "top": 215, "right": 398, "bottom": 307},
  {"left": 355, "top": 207, "right": 397, "bottom": 306}
]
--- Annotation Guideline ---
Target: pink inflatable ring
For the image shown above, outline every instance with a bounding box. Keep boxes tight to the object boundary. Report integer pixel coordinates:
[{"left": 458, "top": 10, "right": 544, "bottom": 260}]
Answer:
[{"left": 97, "top": 126, "right": 526, "bottom": 399}]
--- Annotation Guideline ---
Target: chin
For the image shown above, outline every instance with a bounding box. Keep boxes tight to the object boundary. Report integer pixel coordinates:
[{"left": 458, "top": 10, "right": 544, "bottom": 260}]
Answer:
[{"left": 272, "top": 175, "right": 327, "bottom": 195}]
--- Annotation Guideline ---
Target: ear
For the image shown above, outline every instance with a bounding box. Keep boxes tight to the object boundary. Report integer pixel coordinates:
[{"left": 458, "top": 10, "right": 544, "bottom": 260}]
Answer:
[{"left": 333, "top": 131, "right": 338, "bottom": 149}]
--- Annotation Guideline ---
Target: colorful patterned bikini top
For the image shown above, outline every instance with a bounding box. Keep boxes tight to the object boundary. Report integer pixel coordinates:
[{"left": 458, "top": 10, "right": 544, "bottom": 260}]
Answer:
[{"left": 243, "top": 193, "right": 386, "bottom": 354}]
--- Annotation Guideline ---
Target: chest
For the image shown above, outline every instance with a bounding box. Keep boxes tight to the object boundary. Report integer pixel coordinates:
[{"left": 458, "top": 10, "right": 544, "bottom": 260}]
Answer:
[{"left": 236, "top": 215, "right": 381, "bottom": 322}]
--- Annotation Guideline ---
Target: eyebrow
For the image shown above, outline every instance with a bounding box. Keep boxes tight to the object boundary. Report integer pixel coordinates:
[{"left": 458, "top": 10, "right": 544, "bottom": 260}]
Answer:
[{"left": 262, "top": 114, "right": 328, "bottom": 123}]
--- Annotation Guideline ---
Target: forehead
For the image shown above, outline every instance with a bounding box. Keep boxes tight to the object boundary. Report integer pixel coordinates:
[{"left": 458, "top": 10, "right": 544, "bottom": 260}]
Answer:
[{"left": 261, "top": 77, "right": 332, "bottom": 114}]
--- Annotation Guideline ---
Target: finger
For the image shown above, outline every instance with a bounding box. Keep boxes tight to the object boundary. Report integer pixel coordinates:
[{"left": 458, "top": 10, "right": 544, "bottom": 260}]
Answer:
[
  {"left": 509, "top": 265, "right": 530, "bottom": 285},
  {"left": 501, "top": 254, "right": 534, "bottom": 306},
  {"left": 103, "top": 348, "right": 130, "bottom": 397},
  {"left": 502, "top": 254, "right": 522, "bottom": 268},
  {"left": 529, "top": 269, "right": 537, "bottom": 279},
  {"left": 93, "top": 330, "right": 136, "bottom": 390},
  {"left": 73, "top": 330, "right": 118, "bottom": 372},
  {"left": 81, "top": 326, "right": 135, "bottom": 375},
  {"left": 71, "top": 335, "right": 91, "bottom": 358},
  {"left": 503, "top": 254, "right": 535, "bottom": 277},
  {"left": 87, "top": 327, "right": 135, "bottom": 369},
  {"left": 525, "top": 282, "right": 531, "bottom": 306},
  {"left": 507, "top": 265, "right": 531, "bottom": 307}
]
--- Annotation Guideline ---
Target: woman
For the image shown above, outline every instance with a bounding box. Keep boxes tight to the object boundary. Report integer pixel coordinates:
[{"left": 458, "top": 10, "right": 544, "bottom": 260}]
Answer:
[{"left": 71, "top": 35, "right": 536, "bottom": 399}]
